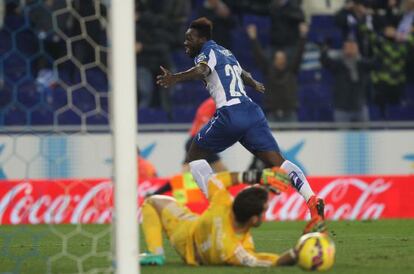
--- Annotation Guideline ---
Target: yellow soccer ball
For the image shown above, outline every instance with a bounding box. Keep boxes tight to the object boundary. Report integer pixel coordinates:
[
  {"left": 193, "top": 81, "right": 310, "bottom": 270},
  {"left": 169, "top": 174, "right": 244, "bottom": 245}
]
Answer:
[{"left": 296, "top": 232, "right": 336, "bottom": 271}]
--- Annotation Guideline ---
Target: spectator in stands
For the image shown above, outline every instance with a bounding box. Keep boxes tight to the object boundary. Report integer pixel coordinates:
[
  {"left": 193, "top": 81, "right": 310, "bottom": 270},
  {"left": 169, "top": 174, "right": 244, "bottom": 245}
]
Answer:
[
  {"left": 136, "top": 0, "right": 191, "bottom": 112},
  {"left": 334, "top": 0, "right": 375, "bottom": 57},
  {"left": 320, "top": 39, "right": 374, "bottom": 122},
  {"left": 397, "top": 0, "right": 414, "bottom": 41},
  {"left": 0, "top": 0, "right": 4, "bottom": 87},
  {"left": 0, "top": 0, "right": 4, "bottom": 29},
  {"left": 269, "top": 0, "right": 305, "bottom": 61},
  {"left": 135, "top": 11, "right": 155, "bottom": 108},
  {"left": 197, "top": 0, "right": 237, "bottom": 50},
  {"left": 359, "top": 12, "right": 414, "bottom": 119},
  {"left": 373, "top": 0, "right": 402, "bottom": 31},
  {"left": 29, "top": 0, "right": 66, "bottom": 82},
  {"left": 138, "top": 0, "right": 191, "bottom": 50},
  {"left": 163, "top": 0, "right": 192, "bottom": 50},
  {"left": 135, "top": 2, "right": 174, "bottom": 111},
  {"left": 72, "top": 0, "right": 107, "bottom": 65},
  {"left": 397, "top": 0, "right": 414, "bottom": 82},
  {"left": 246, "top": 22, "right": 308, "bottom": 122}
]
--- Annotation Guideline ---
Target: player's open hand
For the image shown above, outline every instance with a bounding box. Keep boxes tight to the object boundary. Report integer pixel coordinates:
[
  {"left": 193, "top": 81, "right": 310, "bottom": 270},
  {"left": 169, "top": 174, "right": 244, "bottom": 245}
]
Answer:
[
  {"left": 156, "top": 66, "right": 176, "bottom": 88},
  {"left": 253, "top": 80, "right": 265, "bottom": 93}
]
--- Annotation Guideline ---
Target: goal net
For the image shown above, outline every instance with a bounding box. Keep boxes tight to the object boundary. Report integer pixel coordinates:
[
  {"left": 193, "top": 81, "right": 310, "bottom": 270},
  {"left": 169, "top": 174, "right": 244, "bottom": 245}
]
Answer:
[{"left": 0, "top": 1, "right": 138, "bottom": 273}]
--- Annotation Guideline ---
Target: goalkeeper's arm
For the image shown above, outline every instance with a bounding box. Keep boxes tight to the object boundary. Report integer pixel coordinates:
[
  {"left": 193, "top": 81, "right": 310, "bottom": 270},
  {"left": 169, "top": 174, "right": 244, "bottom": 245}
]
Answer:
[{"left": 226, "top": 246, "right": 297, "bottom": 267}]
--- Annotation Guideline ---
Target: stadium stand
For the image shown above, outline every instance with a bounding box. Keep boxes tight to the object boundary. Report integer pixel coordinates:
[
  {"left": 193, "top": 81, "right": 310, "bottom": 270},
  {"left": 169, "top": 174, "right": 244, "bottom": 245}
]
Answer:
[{"left": 0, "top": 1, "right": 413, "bottom": 125}]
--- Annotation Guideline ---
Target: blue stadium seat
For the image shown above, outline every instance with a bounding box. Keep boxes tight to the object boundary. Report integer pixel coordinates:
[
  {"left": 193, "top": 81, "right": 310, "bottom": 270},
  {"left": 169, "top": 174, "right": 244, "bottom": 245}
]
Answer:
[
  {"left": 404, "top": 83, "right": 414, "bottom": 103},
  {"left": 57, "top": 62, "right": 81, "bottom": 86},
  {"left": 87, "top": 113, "right": 108, "bottom": 125},
  {"left": 138, "top": 108, "right": 169, "bottom": 124},
  {"left": 3, "top": 14, "right": 26, "bottom": 31},
  {"left": 0, "top": 82, "right": 13, "bottom": 108},
  {"left": 0, "top": 30, "right": 12, "bottom": 55},
  {"left": 86, "top": 67, "right": 108, "bottom": 92},
  {"left": 3, "top": 52, "right": 27, "bottom": 82},
  {"left": 171, "top": 82, "right": 208, "bottom": 106},
  {"left": 31, "top": 106, "right": 54, "bottom": 125},
  {"left": 299, "top": 70, "right": 320, "bottom": 84},
  {"left": 309, "top": 15, "right": 343, "bottom": 48},
  {"left": 51, "top": 86, "right": 68, "bottom": 110},
  {"left": 388, "top": 105, "right": 414, "bottom": 121},
  {"left": 4, "top": 106, "right": 27, "bottom": 125},
  {"left": 100, "top": 97, "right": 109, "bottom": 113},
  {"left": 171, "top": 106, "right": 197, "bottom": 123},
  {"left": 17, "top": 80, "right": 40, "bottom": 109},
  {"left": 16, "top": 30, "right": 39, "bottom": 58},
  {"left": 243, "top": 15, "right": 270, "bottom": 28},
  {"left": 57, "top": 108, "right": 81, "bottom": 125},
  {"left": 172, "top": 51, "right": 192, "bottom": 71},
  {"left": 368, "top": 105, "right": 383, "bottom": 121},
  {"left": 72, "top": 87, "right": 96, "bottom": 113}
]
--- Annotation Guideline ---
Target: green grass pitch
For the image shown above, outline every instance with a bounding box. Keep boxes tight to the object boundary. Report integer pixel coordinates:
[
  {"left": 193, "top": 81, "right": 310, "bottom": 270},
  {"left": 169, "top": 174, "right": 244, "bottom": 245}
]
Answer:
[{"left": 0, "top": 220, "right": 413, "bottom": 273}]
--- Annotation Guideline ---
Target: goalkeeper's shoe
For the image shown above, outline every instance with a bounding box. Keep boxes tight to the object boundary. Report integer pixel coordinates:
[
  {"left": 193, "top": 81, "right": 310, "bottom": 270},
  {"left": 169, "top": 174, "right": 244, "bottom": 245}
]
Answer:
[
  {"left": 261, "top": 167, "right": 291, "bottom": 193},
  {"left": 139, "top": 253, "right": 165, "bottom": 266},
  {"left": 303, "top": 216, "right": 327, "bottom": 234},
  {"left": 307, "top": 195, "right": 325, "bottom": 219}
]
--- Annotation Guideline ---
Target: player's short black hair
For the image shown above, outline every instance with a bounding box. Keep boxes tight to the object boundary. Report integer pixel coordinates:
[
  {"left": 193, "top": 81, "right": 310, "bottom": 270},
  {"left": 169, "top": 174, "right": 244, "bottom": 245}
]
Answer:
[
  {"left": 189, "top": 17, "right": 213, "bottom": 40},
  {"left": 232, "top": 187, "right": 268, "bottom": 224}
]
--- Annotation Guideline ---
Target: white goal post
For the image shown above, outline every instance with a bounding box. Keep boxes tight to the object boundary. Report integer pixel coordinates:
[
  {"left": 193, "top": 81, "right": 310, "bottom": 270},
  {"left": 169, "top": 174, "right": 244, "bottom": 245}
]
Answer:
[{"left": 110, "top": 1, "right": 140, "bottom": 274}]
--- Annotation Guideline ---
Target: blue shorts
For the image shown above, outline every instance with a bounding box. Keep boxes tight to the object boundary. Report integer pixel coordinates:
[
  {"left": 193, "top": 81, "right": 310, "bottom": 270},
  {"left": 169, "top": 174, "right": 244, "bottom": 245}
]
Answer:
[{"left": 194, "top": 101, "right": 280, "bottom": 153}]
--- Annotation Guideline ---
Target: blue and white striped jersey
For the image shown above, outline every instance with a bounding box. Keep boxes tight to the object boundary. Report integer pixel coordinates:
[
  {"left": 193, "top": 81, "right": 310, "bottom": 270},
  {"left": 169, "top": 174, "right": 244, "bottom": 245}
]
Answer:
[{"left": 194, "top": 40, "right": 251, "bottom": 109}]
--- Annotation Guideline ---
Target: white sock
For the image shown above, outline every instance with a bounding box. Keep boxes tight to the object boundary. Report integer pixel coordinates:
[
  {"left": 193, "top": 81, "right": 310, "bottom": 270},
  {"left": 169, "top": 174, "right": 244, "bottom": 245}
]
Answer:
[
  {"left": 189, "top": 159, "right": 214, "bottom": 197},
  {"left": 281, "top": 160, "right": 314, "bottom": 202}
]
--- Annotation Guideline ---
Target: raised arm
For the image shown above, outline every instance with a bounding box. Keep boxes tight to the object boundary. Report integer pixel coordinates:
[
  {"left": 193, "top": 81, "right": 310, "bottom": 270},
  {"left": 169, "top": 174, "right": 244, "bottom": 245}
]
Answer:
[
  {"left": 246, "top": 24, "right": 269, "bottom": 74},
  {"left": 291, "top": 23, "right": 308, "bottom": 74},
  {"left": 156, "top": 63, "right": 210, "bottom": 88}
]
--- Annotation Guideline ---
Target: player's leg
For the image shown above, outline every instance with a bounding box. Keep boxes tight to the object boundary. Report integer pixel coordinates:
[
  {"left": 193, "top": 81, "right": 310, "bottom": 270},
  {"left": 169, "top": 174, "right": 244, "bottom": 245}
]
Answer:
[
  {"left": 182, "top": 136, "right": 195, "bottom": 172},
  {"left": 254, "top": 150, "right": 324, "bottom": 219},
  {"left": 182, "top": 136, "right": 227, "bottom": 172},
  {"left": 210, "top": 159, "right": 227, "bottom": 172},
  {"left": 185, "top": 139, "right": 217, "bottom": 163},
  {"left": 140, "top": 195, "right": 176, "bottom": 265},
  {"left": 141, "top": 195, "right": 199, "bottom": 265},
  {"left": 239, "top": 104, "right": 324, "bottom": 219},
  {"left": 186, "top": 110, "right": 239, "bottom": 188}
]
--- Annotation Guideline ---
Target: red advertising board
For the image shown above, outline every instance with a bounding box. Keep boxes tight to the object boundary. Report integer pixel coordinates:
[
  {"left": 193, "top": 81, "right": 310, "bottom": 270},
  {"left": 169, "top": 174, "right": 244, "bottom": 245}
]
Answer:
[{"left": 0, "top": 175, "right": 413, "bottom": 224}]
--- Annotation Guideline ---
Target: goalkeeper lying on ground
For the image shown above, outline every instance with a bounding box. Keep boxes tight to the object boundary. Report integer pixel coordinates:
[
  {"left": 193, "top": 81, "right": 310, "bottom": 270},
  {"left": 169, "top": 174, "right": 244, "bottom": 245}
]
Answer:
[{"left": 140, "top": 159, "right": 325, "bottom": 267}]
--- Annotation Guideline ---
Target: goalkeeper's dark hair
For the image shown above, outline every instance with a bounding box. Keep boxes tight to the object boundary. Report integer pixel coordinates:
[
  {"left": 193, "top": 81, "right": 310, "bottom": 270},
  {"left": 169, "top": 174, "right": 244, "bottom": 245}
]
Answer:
[
  {"left": 190, "top": 17, "right": 213, "bottom": 40},
  {"left": 232, "top": 187, "right": 268, "bottom": 224}
]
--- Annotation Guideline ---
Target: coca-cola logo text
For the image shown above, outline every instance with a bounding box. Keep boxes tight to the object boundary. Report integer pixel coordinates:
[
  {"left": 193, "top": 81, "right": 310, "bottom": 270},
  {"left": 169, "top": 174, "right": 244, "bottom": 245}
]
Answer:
[{"left": 0, "top": 175, "right": 412, "bottom": 225}]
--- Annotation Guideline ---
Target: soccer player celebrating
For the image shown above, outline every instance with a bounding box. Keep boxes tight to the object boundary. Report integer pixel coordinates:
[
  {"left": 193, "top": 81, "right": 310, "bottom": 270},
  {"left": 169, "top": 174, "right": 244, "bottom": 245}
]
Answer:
[
  {"left": 140, "top": 160, "right": 318, "bottom": 266},
  {"left": 156, "top": 18, "right": 324, "bottom": 223}
]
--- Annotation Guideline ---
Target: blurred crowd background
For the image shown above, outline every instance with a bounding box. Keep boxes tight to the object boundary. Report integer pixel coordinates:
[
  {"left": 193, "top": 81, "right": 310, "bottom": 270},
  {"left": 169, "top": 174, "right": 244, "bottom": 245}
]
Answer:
[{"left": 1, "top": 0, "right": 414, "bottom": 126}]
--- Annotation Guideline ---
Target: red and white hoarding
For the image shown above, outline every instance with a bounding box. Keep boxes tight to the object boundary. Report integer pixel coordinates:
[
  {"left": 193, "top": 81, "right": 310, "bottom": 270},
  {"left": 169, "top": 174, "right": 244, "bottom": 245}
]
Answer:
[{"left": 0, "top": 175, "right": 413, "bottom": 225}]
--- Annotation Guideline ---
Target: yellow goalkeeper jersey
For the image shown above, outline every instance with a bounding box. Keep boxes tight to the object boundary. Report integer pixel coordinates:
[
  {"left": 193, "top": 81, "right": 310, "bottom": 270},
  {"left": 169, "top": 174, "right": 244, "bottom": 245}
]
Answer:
[{"left": 189, "top": 175, "right": 280, "bottom": 266}]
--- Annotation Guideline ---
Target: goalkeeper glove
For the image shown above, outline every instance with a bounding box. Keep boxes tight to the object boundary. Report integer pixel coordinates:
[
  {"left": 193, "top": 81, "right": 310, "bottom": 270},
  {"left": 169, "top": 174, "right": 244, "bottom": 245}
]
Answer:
[{"left": 261, "top": 167, "right": 291, "bottom": 193}]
